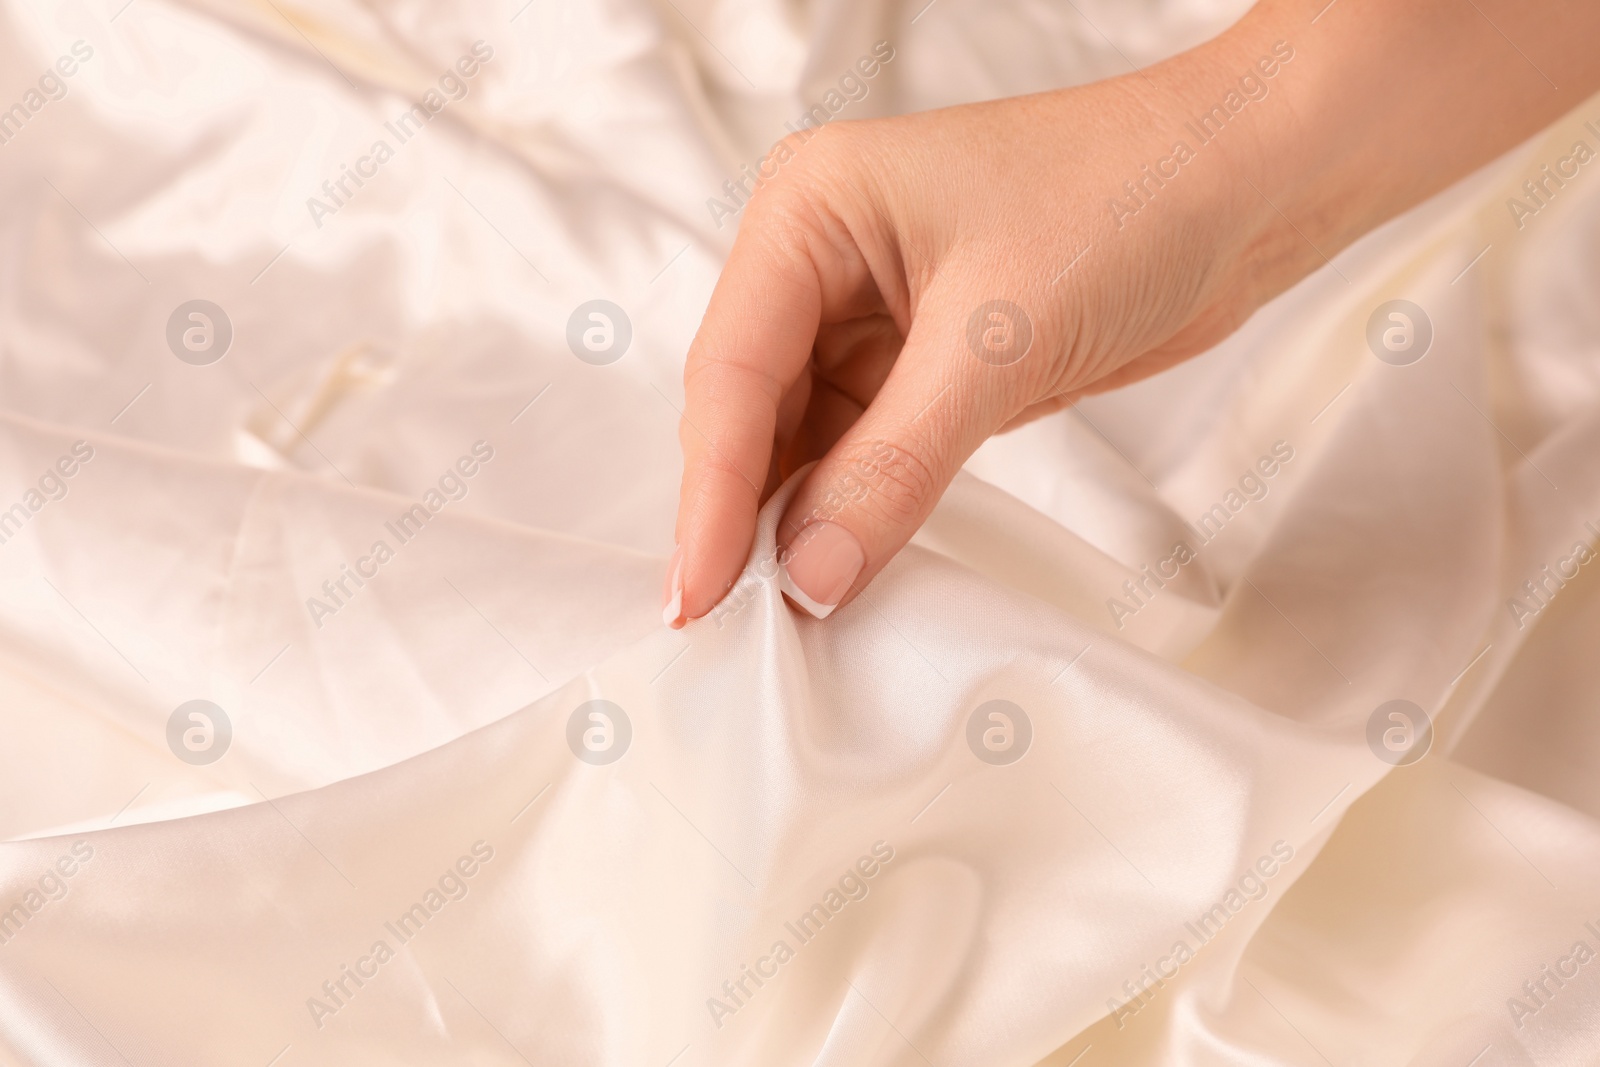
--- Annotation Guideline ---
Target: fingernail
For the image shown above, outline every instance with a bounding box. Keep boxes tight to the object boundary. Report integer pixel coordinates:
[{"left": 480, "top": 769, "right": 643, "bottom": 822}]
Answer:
[
  {"left": 661, "top": 545, "right": 684, "bottom": 628},
  {"left": 779, "top": 521, "right": 864, "bottom": 619}
]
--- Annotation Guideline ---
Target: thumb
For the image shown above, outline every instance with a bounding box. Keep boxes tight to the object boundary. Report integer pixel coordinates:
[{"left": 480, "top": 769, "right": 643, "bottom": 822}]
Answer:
[{"left": 775, "top": 293, "right": 1031, "bottom": 618}]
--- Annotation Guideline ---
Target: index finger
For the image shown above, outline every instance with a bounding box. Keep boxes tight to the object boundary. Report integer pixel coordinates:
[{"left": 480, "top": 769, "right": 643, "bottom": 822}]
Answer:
[{"left": 668, "top": 214, "right": 823, "bottom": 626}]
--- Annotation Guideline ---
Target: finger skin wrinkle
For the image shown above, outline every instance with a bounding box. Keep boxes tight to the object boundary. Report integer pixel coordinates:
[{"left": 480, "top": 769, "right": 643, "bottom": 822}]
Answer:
[
  {"left": 795, "top": 180, "right": 914, "bottom": 333},
  {"left": 854, "top": 440, "right": 938, "bottom": 529},
  {"left": 688, "top": 448, "right": 765, "bottom": 505},
  {"left": 684, "top": 357, "right": 787, "bottom": 417},
  {"left": 789, "top": 430, "right": 940, "bottom": 543}
]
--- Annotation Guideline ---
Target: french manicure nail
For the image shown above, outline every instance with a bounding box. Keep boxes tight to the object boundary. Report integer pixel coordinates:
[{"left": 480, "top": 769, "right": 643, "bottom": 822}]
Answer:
[
  {"left": 662, "top": 545, "right": 683, "bottom": 628},
  {"left": 779, "top": 521, "right": 864, "bottom": 619}
]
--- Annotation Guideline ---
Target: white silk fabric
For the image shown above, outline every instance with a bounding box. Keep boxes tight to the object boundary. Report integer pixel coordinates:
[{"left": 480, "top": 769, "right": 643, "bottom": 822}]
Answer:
[{"left": 2, "top": 0, "right": 1600, "bottom": 1064}]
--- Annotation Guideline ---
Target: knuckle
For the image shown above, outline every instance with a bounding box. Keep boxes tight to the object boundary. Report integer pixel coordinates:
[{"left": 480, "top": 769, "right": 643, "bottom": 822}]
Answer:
[
  {"left": 778, "top": 121, "right": 855, "bottom": 170},
  {"left": 870, "top": 443, "right": 939, "bottom": 524},
  {"left": 827, "top": 438, "right": 939, "bottom": 530},
  {"left": 683, "top": 356, "right": 784, "bottom": 410},
  {"left": 742, "top": 176, "right": 804, "bottom": 227},
  {"left": 742, "top": 191, "right": 825, "bottom": 270},
  {"left": 793, "top": 120, "right": 853, "bottom": 158},
  {"left": 744, "top": 123, "right": 861, "bottom": 223},
  {"left": 695, "top": 446, "right": 762, "bottom": 501}
]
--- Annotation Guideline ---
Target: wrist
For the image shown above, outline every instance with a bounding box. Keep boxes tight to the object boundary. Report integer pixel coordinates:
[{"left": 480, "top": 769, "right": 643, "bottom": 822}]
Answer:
[
  {"left": 1182, "top": 0, "right": 1600, "bottom": 297},
  {"left": 1196, "top": 4, "right": 1388, "bottom": 260},
  {"left": 1122, "top": 19, "right": 1319, "bottom": 303},
  {"left": 1141, "top": 3, "right": 1420, "bottom": 306}
]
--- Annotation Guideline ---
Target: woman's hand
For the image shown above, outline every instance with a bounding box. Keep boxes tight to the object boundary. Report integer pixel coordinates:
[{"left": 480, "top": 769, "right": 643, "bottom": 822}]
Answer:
[
  {"left": 663, "top": 0, "right": 1600, "bottom": 626},
  {"left": 664, "top": 64, "right": 1275, "bottom": 624}
]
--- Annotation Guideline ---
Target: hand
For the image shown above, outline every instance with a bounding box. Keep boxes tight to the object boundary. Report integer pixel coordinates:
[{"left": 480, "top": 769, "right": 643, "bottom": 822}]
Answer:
[
  {"left": 663, "top": 66, "right": 1273, "bottom": 625},
  {"left": 663, "top": 0, "right": 1600, "bottom": 626}
]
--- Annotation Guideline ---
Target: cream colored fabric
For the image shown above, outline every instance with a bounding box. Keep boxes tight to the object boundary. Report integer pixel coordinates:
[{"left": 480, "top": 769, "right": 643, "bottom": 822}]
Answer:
[{"left": 1, "top": 0, "right": 1598, "bottom": 1064}]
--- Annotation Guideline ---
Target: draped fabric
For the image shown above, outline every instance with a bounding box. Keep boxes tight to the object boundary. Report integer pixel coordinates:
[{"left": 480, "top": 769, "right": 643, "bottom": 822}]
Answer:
[{"left": 1, "top": 0, "right": 1598, "bottom": 1063}]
